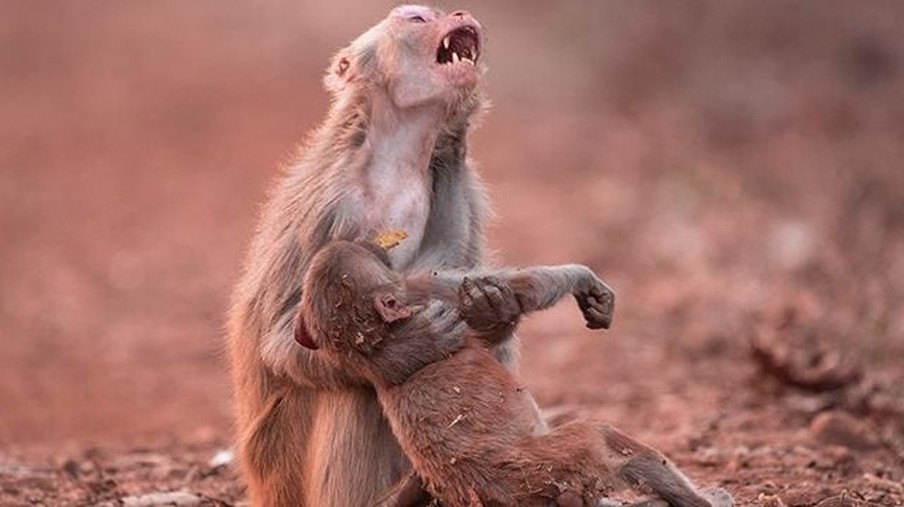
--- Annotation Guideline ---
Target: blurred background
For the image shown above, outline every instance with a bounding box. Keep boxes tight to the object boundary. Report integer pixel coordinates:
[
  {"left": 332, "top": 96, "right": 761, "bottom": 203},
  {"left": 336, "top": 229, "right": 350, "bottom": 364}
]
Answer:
[{"left": 2, "top": 1, "right": 903, "bottom": 503}]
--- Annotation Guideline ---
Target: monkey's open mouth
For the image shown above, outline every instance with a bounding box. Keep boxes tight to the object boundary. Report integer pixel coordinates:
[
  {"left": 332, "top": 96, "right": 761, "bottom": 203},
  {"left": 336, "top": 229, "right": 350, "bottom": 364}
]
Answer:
[{"left": 437, "top": 25, "right": 480, "bottom": 65}]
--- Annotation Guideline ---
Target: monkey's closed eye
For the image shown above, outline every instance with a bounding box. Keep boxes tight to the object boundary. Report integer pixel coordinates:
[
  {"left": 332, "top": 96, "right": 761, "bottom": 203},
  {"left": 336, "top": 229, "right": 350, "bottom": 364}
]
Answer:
[{"left": 408, "top": 15, "right": 427, "bottom": 23}]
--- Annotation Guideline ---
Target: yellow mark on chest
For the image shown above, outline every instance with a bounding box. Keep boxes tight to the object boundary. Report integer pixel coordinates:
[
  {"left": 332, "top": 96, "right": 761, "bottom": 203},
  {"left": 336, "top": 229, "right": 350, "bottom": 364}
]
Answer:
[{"left": 373, "top": 229, "right": 408, "bottom": 250}]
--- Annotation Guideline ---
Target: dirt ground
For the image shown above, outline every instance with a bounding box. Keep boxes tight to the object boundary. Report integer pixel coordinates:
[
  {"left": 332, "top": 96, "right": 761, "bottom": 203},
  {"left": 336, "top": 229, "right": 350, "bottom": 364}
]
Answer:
[{"left": 2, "top": 1, "right": 903, "bottom": 505}]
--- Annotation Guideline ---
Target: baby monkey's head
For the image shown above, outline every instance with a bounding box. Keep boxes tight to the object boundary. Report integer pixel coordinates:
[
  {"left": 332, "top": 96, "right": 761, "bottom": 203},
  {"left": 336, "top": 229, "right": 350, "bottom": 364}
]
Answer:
[{"left": 298, "top": 241, "right": 412, "bottom": 355}]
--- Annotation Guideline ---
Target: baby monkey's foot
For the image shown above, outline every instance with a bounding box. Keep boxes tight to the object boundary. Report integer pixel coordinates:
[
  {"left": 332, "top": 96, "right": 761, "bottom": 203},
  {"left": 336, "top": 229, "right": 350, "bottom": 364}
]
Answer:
[
  {"left": 701, "top": 487, "right": 735, "bottom": 507},
  {"left": 598, "top": 493, "right": 732, "bottom": 507},
  {"left": 459, "top": 275, "right": 521, "bottom": 340}
]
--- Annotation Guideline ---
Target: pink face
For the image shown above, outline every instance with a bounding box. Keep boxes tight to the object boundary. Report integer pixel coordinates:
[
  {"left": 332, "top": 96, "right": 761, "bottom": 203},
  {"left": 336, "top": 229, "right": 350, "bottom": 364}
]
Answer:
[{"left": 378, "top": 5, "right": 484, "bottom": 109}]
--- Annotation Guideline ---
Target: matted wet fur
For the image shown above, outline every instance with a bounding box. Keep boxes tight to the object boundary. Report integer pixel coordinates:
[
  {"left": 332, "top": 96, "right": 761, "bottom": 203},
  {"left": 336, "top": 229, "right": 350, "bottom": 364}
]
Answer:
[{"left": 299, "top": 240, "right": 734, "bottom": 507}]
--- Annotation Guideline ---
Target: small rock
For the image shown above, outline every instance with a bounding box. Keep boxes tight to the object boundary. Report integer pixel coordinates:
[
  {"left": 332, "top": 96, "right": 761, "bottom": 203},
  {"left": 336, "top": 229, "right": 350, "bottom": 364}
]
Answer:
[
  {"left": 810, "top": 411, "right": 880, "bottom": 451},
  {"left": 782, "top": 484, "right": 835, "bottom": 506},
  {"left": 814, "top": 494, "right": 879, "bottom": 506},
  {"left": 757, "top": 493, "right": 786, "bottom": 507},
  {"left": 88, "top": 479, "right": 118, "bottom": 495},
  {"left": 555, "top": 490, "right": 584, "bottom": 507},
  {"left": 208, "top": 449, "right": 233, "bottom": 468},
  {"left": 61, "top": 459, "right": 80, "bottom": 478},
  {"left": 121, "top": 491, "right": 205, "bottom": 506}
]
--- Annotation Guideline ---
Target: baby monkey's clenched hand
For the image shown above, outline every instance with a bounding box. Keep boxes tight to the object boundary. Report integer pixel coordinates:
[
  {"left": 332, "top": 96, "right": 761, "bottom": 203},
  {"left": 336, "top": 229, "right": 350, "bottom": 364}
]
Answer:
[{"left": 459, "top": 275, "right": 522, "bottom": 343}]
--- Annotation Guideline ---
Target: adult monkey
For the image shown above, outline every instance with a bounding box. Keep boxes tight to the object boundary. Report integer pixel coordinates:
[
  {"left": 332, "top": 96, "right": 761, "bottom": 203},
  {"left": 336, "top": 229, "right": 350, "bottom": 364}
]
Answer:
[{"left": 228, "top": 6, "right": 525, "bottom": 506}]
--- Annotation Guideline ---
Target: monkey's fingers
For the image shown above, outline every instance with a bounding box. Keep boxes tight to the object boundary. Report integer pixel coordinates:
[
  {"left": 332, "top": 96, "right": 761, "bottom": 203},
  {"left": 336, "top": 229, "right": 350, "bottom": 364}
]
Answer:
[
  {"left": 584, "top": 306, "right": 611, "bottom": 330},
  {"left": 464, "top": 276, "right": 505, "bottom": 313},
  {"left": 415, "top": 301, "right": 454, "bottom": 329},
  {"left": 464, "top": 276, "right": 521, "bottom": 332},
  {"left": 419, "top": 300, "right": 445, "bottom": 316},
  {"left": 460, "top": 276, "right": 500, "bottom": 319},
  {"left": 435, "top": 308, "right": 464, "bottom": 331},
  {"left": 434, "top": 315, "right": 470, "bottom": 352},
  {"left": 577, "top": 295, "right": 613, "bottom": 330},
  {"left": 475, "top": 277, "right": 505, "bottom": 313},
  {"left": 447, "top": 319, "right": 469, "bottom": 338},
  {"left": 488, "top": 277, "right": 521, "bottom": 316},
  {"left": 590, "top": 293, "right": 615, "bottom": 320},
  {"left": 459, "top": 277, "right": 477, "bottom": 308},
  {"left": 478, "top": 276, "right": 520, "bottom": 317},
  {"left": 588, "top": 281, "right": 614, "bottom": 298}
]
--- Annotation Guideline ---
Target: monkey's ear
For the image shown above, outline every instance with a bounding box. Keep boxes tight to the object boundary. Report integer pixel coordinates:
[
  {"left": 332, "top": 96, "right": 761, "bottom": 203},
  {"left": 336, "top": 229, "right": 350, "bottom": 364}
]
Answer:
[
  {"left": 294, "top": 314, "right": 319, "bottom": 350},
  {"left": 324, "top": 51, "right": 353, "bottom": 95},
  {"left": 373, "top": 292, "right": 412, "bottom": 323}
]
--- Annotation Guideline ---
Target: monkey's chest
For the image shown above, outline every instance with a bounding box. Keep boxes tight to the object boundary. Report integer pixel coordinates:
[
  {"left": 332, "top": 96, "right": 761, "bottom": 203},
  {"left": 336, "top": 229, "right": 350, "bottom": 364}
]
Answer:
[{"left": 362, "top": 183, "right": 431, "bottom": 269}]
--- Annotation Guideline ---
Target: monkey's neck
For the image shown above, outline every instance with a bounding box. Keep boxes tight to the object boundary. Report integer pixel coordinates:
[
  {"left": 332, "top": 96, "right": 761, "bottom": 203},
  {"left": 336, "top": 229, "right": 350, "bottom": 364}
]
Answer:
[
  {"left": 365, "top": 94, "right": 445, "bottom": 183},
  {"left": 350, "top": 93, "right": 447, "bottom": 268}
]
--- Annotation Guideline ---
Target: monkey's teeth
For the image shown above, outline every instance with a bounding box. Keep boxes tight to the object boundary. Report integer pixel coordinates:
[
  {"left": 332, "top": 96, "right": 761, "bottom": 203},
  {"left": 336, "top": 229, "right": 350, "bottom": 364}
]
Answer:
[
  {"left": 452, "top": 52, "right": 460, "bottom": 63},
  {"left": 463, "top": 57, "right": 474, "bottom": 65},
  {"left": 443, "top": 36, "right": 450, "bottom": 49}
]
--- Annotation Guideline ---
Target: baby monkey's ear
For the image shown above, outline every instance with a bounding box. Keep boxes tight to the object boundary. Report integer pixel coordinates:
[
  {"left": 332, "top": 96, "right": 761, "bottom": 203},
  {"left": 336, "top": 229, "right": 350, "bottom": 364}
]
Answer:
[
  {"left": 374, "top": 292, "right": 412, "bottom": 323},
  {"left": 294, "top": 314, "right": 319, "bottom": 350}
]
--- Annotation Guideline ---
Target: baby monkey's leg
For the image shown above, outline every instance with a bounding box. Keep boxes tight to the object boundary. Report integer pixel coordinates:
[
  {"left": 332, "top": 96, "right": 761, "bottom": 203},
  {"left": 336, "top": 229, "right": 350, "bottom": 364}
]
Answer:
[
  {"left": 533, "top": 422, "right": 732, "bottom": 507},
  {"left": 592, "top": 424, "right": 719, "bottom": 507}
]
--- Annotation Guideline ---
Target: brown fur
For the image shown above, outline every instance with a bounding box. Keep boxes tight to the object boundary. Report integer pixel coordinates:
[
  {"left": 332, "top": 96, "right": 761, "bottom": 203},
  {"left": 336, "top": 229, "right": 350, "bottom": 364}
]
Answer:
[
  {"left": 227, "top": 6, "right": 522, "bottom": 506},
  {"left": 300, "top": 241, "right": 734, "bottom": 507}
]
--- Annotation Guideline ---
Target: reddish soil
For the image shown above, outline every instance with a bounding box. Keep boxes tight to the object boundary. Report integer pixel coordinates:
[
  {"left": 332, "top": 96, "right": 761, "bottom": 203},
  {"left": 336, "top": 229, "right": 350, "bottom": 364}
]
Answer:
[{"left": 2, "top": 2, "right": 902, "bottom": 505}]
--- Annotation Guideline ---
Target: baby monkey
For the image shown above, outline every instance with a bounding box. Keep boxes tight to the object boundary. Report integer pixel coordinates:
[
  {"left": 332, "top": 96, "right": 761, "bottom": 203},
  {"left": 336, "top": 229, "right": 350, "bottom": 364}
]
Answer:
[{"left": 298, "top": 240, "right": 733, "bottom": 507}]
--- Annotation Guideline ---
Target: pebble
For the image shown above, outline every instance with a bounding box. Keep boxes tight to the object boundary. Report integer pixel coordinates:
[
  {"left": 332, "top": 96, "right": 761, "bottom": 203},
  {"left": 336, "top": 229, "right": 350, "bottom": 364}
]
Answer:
[
  {"left": 810, "top": 411, "right": 880, "bottom": 451},
  {"left": 208, "top": 449, "right": 234, "bottom": 468},
  {"left": 121, "top": 491, "right": 205, "bottom": 506}
]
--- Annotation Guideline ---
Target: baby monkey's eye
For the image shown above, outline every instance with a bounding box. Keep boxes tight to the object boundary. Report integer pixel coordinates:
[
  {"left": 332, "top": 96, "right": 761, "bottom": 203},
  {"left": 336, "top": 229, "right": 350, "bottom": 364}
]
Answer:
[{"left": 408, "top": 15, "right": 427, "bottom": 23}]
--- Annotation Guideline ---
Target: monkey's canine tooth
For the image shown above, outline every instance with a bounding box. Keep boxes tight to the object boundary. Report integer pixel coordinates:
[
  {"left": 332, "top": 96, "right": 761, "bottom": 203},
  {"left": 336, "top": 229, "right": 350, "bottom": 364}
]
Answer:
[
  {"left": 452, "top": 52, "right": 460, "bottom": 63},
  {"left": 443, "top": 36, "right": 450, "bottom": 49}
]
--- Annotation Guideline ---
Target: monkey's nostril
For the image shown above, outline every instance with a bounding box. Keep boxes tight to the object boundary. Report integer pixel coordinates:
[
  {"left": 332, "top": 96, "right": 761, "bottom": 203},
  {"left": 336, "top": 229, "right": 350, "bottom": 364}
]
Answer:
[{"left": 451, "top": 10, "right": 468, "bottom": 18}]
